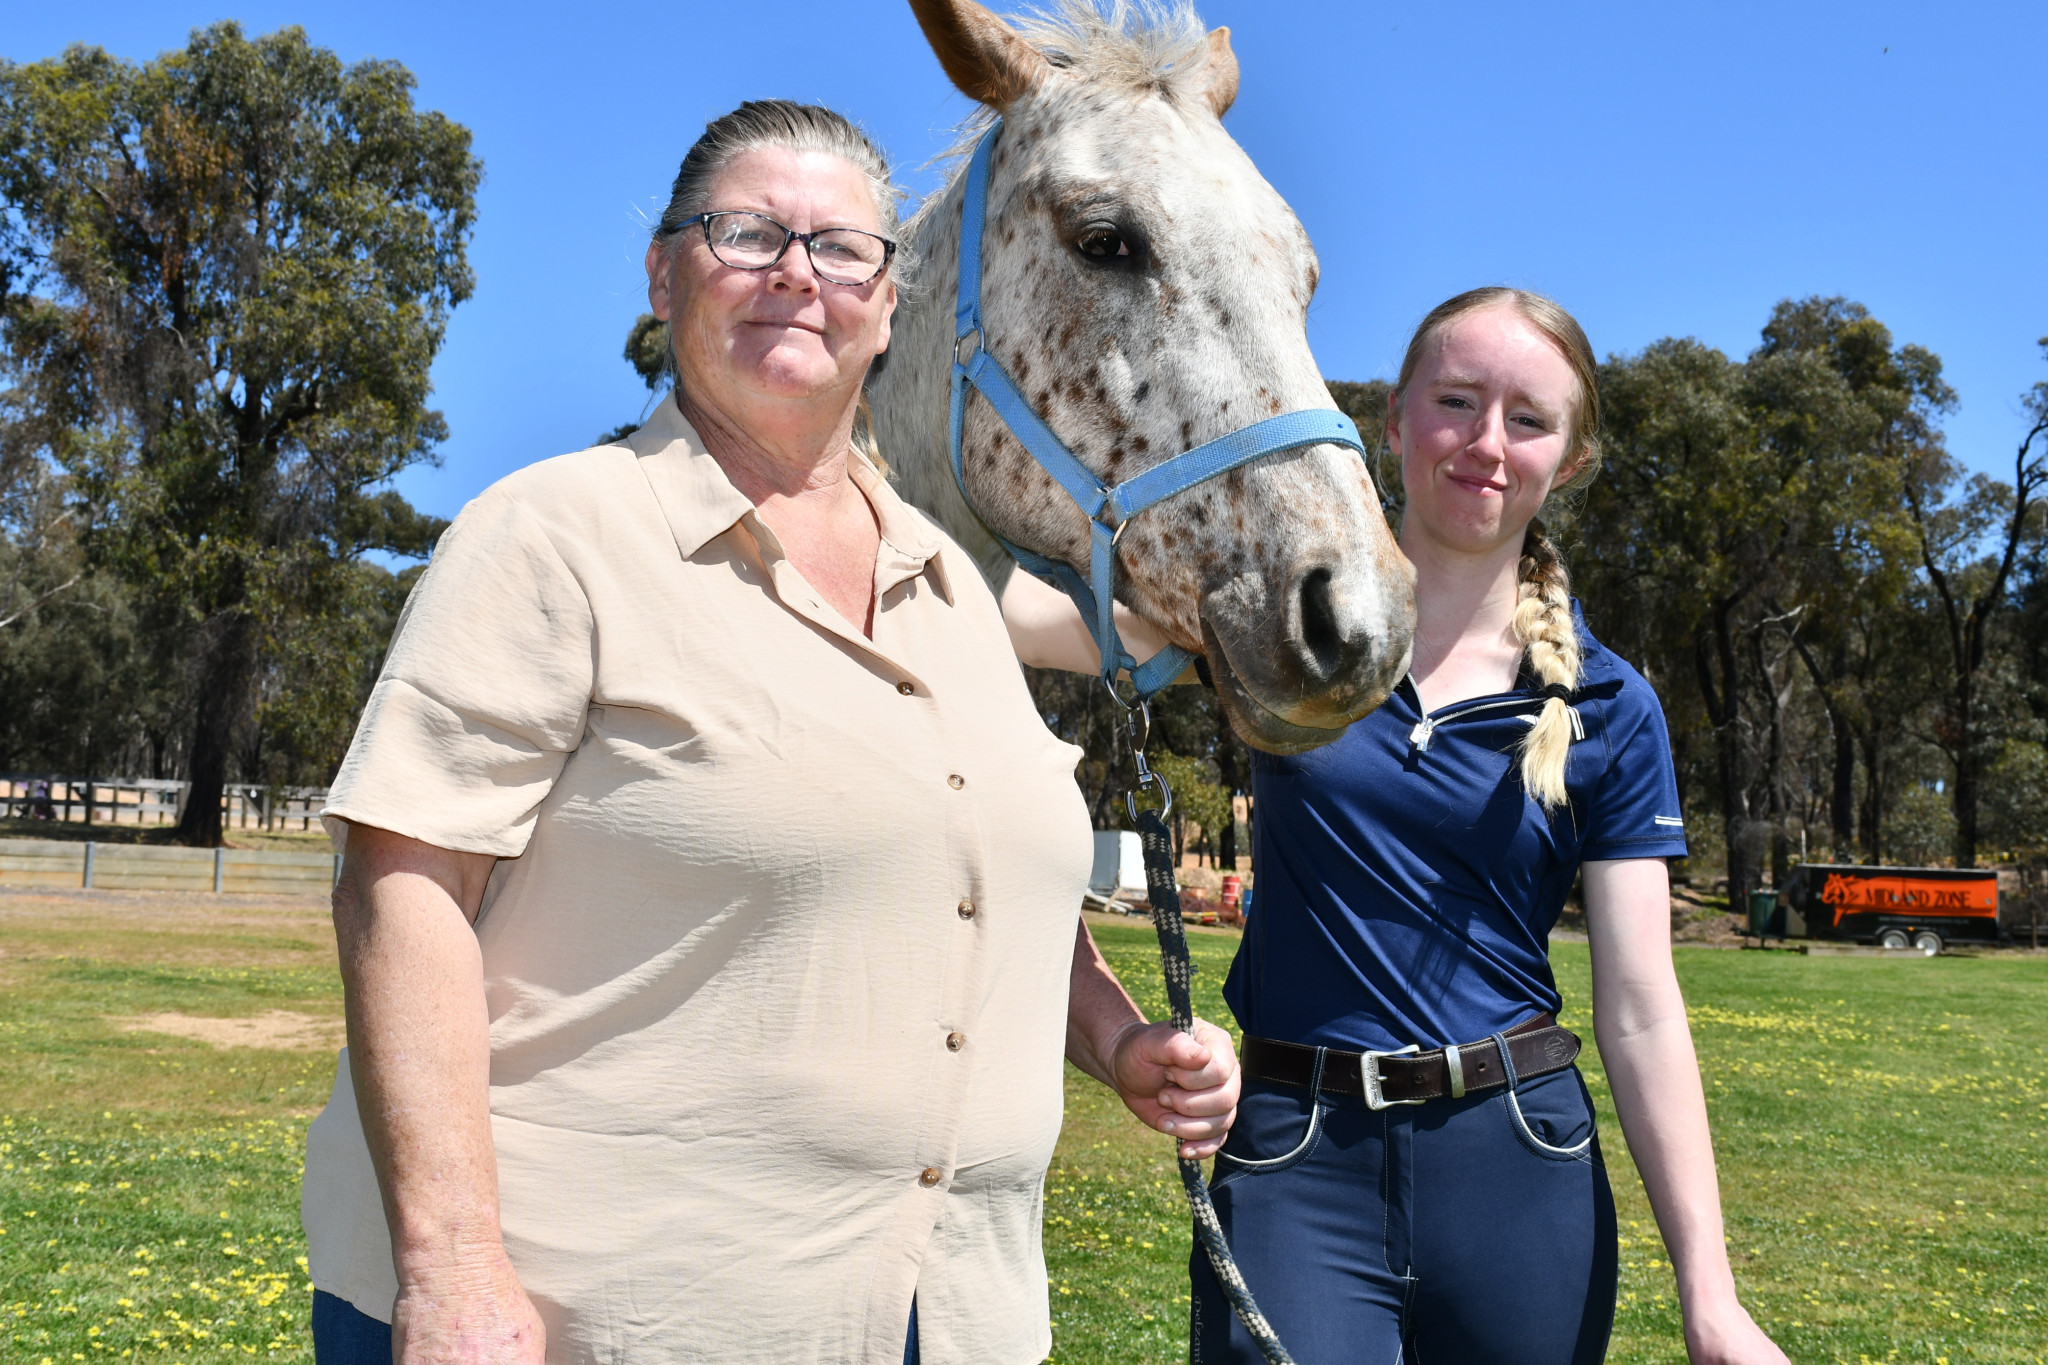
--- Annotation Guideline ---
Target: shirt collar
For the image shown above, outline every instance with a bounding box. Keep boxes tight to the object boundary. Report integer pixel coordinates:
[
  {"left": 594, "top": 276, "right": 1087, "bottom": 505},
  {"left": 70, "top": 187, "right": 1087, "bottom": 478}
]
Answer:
[
  {"left": 628, "top": 396, "right": 760, "bottom": 560},
  {"left": 846, "top": 448, "right": 953, "bottom": 605},
  {"left": 628, "top": 393, "right": 953, "bottom": 605}
]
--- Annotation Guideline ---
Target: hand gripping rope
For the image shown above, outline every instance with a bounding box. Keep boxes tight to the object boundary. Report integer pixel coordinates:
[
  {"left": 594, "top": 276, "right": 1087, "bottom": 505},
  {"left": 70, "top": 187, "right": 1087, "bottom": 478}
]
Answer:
[
  {"left": 944, "top": 118, "right": 1333, "bottom": 1364},
  {"left": 1126, "top": 705, "right": 1296, "bottom": 1365}
]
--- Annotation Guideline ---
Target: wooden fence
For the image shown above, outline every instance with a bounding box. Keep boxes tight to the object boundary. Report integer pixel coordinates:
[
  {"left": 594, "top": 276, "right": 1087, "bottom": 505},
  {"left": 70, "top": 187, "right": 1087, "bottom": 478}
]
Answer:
[
  {"left": 0, "top": 837, "right": 340, "bottom": 896},
  {"left": 0, "top": 776, "right": 329, "bottom": 831}
]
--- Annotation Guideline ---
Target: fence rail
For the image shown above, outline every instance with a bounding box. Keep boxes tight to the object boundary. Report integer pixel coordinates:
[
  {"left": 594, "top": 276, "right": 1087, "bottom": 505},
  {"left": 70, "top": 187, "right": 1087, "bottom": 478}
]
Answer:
[
  {"left": 0, "top": 837, "right": 339, "bottom": 896},
  {"left": 0, "top": 776, "right": 329, "bottom": 831}
]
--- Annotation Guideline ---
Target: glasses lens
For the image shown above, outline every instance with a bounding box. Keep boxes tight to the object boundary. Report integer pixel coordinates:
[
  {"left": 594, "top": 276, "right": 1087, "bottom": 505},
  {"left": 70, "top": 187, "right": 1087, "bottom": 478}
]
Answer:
[
  {"left": 808, "top": 229, "right": 889, "bottom": 284},
  {"left": 705, "top": 213, "right": 787, "bottom": 268}
]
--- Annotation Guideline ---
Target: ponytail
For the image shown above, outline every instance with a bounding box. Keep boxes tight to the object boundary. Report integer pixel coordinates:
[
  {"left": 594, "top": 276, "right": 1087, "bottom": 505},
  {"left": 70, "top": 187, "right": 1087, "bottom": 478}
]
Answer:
[{"left": 1514, "top": 519, "right": 1580, "bottom": 810}]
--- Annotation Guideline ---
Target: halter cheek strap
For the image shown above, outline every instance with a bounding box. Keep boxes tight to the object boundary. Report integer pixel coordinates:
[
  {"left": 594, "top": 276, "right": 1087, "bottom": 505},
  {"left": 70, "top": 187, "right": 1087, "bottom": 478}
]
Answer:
[{"left": 946, "top": 118, "right": 1368, "bottom": 699}]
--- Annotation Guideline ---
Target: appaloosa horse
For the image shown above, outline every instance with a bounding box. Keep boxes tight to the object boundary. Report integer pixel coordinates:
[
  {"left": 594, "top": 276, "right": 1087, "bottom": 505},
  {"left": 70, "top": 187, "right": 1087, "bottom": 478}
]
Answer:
[{"left": 870, "top": 0, "right": 1415, "bottom": 752}]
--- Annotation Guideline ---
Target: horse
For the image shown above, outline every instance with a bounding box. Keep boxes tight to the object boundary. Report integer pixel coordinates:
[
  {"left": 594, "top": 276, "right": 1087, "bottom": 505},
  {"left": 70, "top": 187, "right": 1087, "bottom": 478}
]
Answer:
[{"left": 868, "top": 0, "right": 1415, "bottom": 754}]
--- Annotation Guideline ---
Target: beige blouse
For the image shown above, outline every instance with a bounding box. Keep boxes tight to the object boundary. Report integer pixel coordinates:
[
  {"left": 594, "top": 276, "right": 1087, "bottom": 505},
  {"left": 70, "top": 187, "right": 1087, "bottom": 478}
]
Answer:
[{"left": 304, "top": 397, "right": 1093, "bottom": 1364}]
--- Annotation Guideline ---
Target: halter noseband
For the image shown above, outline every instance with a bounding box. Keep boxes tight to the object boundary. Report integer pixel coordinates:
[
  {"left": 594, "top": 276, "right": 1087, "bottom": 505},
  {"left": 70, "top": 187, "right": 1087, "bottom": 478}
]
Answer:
[{"left": 946, "top": 118, "right": 1368, "bottom": 699}]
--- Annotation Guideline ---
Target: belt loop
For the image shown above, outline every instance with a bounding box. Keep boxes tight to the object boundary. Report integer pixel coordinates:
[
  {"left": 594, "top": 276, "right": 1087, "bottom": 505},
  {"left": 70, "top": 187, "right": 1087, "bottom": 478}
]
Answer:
[
  {"left": 1489, "top": 1032, "right": 1521, "bottom": 1094},
  {"left": 1307, "top": 1045, "right": 1328, "bottom": 1100},
  {"left": 1442, "top": 1042, "right": 1465, "bottom": 1100}
]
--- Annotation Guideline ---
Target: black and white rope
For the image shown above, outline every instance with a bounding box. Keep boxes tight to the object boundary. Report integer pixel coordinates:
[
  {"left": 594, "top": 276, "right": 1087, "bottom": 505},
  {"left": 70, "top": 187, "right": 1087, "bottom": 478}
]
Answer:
[{"left": 1135, "top": 808, "right": 1296, "bottom": 1365}]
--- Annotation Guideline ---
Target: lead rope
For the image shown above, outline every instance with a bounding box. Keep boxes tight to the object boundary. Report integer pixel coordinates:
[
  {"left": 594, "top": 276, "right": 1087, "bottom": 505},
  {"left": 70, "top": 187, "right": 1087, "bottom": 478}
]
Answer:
[{"left": 1120, "top": 697, "right": 1295, "bottom": 1365}]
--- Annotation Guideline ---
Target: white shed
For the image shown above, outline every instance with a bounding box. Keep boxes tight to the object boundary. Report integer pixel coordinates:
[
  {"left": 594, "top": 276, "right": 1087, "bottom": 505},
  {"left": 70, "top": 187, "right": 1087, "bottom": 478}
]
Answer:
[{"left": 1086, "top": 830, "right": 1149, "bottom": 912}]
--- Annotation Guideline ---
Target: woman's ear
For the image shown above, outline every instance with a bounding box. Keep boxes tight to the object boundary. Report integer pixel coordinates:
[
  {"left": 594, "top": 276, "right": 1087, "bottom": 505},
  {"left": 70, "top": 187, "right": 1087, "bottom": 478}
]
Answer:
[
  {"left": 874, "top": 278, "right": 897, "bottom": 357},
  {"left": 1383, "top": 388, "right": 1404, "bottom": 458},
  {"left": 645, "top": 240, "right": 673, "bottom": 321}
]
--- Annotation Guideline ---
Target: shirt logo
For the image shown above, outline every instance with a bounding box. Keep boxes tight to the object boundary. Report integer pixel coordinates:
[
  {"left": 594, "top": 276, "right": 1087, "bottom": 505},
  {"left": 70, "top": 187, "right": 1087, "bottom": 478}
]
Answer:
[{"left": 1653, "top": 816, "right": 1684, "bottom": 828}]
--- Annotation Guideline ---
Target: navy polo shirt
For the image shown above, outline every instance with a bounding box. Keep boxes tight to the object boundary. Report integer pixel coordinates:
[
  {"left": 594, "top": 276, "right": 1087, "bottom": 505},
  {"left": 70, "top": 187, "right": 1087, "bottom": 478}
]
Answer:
[{"left": 1225, "top": 606, "right": 1687, "bottom": 1053}]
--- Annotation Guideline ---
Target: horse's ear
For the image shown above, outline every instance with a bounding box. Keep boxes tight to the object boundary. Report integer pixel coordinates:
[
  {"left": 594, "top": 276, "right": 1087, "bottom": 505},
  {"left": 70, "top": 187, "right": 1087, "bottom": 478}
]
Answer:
[
  {"left": 1203, "top": 26, "right": 1240, "bottom": 118},
  {"left": 908, "top": 0, "right": 1050, "bottom": 109}
]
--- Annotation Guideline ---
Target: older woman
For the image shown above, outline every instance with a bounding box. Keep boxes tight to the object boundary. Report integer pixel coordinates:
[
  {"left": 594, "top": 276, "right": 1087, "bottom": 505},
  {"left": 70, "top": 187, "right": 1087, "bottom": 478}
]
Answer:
[{"left": 302, "top": 100, "right": 1238, "bottom": 1365}]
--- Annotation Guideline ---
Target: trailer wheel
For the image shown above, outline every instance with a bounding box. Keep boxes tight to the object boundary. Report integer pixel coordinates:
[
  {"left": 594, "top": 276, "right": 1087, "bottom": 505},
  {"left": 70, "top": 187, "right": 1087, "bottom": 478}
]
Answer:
[
  {"left": 1911, "top": 930, "right": 1944, "bottom": 956},
  {"left": 1877, "top": 928, "right": 1912, "bottom": 950}
]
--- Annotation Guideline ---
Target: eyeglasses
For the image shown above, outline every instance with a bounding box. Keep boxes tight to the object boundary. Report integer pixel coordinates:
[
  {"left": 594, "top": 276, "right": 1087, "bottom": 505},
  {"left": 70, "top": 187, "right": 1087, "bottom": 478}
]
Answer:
[{"left": 681, "top": 211, "right": 895, "bottom": 286}]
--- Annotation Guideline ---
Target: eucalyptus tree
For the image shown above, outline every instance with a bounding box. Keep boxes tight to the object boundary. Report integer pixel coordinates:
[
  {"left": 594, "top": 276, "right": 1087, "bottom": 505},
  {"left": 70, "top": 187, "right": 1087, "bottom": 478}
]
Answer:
[
  {"left": 0, "top": 23, "right": 476, "bottom": 842},
  {"left": 1897, "top": 339, "right": 2048, "bottom": 865}
]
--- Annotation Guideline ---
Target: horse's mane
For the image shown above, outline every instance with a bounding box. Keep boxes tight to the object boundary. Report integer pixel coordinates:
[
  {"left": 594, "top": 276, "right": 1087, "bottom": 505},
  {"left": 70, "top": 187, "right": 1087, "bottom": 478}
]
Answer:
[
  {"left": 1011, "top": 0, "right": 1211, "bottom": 96},
  {"left": 902, "top": 0, "right": 1214, "bottom": 252}
]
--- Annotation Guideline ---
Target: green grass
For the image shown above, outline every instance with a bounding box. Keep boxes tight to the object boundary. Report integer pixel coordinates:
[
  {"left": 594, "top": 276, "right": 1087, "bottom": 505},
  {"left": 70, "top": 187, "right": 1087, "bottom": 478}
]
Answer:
[{"left": 3, "top": 893, "right": 2044, "bottom": 1364}]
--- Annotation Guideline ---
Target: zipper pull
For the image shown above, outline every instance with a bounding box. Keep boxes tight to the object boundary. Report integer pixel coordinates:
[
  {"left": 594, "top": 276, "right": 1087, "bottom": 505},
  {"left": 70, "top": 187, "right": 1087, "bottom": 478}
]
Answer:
[{"left": 1409, "top": 717, "right": 1436, "bottom": 752}]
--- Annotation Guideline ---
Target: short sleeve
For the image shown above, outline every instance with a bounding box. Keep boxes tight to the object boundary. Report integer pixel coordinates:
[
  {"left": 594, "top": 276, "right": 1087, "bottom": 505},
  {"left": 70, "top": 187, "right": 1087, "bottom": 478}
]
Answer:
[
  {"left": 323, "top": 490, "right": 595, "bottom": 858},
  {"left": 1577, "top": 679, "right": 1689, "bottom": 862}
]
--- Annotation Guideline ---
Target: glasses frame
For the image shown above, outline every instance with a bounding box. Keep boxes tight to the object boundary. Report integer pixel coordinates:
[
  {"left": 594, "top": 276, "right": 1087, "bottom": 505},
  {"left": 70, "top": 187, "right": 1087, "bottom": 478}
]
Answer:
[{"left": 680, "top": 211, "right": 896, "bottom": 286}]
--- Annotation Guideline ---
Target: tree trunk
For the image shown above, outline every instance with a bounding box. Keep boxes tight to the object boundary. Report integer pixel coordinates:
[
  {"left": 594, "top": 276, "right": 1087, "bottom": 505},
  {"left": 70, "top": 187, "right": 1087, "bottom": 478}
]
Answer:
[
  {"left": 1696, "top": 609, "right": 1758, "bottom": 898},
  {"left": 174, "top": 611, "right": 256, "bottom": 848},
  {"left": 1858, "top": 731, "right": 1885, "bottom": 865},
  {"left": 1951, "top": 669, "right": 1979, "bottom": 867},
  {"left": 1829, "top": 721, "right": 1856, "bottom": 859},
  {"left": 1214, "top": 704, "right": 1241, "bottom": 872}
]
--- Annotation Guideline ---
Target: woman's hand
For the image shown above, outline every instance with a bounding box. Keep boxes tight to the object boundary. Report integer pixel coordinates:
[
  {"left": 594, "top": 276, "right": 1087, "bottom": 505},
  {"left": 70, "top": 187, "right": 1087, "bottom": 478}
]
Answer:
[
  {"left": 1064, "top": 921, "right": 1240, "bottom": 1157},
  {"left": 1682, "top": 1299, "right": 1789, "bottom": 1365},
  {"left": 391, "top": 1253, "right": 547, "bottom": 1364},
  {"left": 1103, "top": 1016, "right": 1241, "bottom": 1160}
]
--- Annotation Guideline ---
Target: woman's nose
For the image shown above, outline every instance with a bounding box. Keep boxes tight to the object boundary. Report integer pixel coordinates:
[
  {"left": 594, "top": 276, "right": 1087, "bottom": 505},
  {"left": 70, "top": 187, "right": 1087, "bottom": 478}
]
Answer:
[
  {"left": 766, "top": 240, "right": 820, "bottom": 293},
  {"left": 1465, "top": 406, "right": 1508, "bottom": 461}
]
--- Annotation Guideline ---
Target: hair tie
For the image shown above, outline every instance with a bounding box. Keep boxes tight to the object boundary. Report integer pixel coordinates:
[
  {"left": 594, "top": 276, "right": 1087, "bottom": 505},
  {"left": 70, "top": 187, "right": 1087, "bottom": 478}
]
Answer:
[{"left": 1539, "top": 683, "right": 1576, "bottom": 703}]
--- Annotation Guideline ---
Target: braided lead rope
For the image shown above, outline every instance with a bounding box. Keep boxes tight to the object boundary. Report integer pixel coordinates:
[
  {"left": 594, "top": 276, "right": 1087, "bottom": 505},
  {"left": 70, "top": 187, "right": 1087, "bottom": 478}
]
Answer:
[{"left": 1135, "top": 808, "right": 1296, "bottom": 1365}]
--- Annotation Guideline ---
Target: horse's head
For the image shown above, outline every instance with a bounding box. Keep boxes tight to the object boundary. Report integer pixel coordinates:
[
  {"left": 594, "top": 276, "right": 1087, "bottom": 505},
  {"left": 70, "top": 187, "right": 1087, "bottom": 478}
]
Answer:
[{"left": 894, "top": 0, "right": 1413, "bottom": 752}]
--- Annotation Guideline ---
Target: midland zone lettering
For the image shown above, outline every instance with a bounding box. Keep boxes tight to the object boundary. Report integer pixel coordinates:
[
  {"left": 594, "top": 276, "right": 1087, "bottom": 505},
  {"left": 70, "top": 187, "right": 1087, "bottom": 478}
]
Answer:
[{"left": 1818, "top": 873, "right": 1997, "bottom": 926}]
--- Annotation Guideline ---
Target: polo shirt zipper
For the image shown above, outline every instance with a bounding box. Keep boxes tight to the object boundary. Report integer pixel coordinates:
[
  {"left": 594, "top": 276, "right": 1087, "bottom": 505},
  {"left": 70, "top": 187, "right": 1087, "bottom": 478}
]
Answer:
[{"left": 1399, "top": 680, "right": 1556, "bottom": 754}]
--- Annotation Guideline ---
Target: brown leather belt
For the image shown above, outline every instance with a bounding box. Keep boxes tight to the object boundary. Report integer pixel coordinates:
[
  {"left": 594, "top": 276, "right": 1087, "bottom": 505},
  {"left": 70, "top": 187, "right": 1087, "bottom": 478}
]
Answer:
[{"left": 1241, "top": 1014, "right": 1582, "bottom": 1110}]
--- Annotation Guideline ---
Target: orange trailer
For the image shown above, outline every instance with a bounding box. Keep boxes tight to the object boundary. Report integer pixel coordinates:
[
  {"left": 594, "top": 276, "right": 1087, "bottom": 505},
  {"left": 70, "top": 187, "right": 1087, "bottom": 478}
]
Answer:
[{"left": 1778, "top": 863, "right": 2004, "bottom": 953}]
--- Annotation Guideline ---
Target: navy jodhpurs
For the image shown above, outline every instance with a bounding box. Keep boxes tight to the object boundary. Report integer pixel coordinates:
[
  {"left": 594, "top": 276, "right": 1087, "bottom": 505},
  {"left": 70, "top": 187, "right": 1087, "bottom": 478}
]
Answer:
[
  {"left": 1192, "top": 1063, "right": 1617, "bottom": 1365},
  {"left": 311, "top": 1290, "right": 921, "bottom": 1363}
]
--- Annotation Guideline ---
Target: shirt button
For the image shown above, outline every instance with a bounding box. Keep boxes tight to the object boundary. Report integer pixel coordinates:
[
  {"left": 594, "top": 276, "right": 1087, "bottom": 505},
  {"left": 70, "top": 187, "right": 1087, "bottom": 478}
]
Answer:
[
  {"left": 947, "top": 774, "right": 965, "bottom": 789},
  {"left": 919, "top": 1167, "right": 943, "bottom": 1187},
  {"left": 957, "top": 898, "right": 976, "bottom": 920},
  {"left": 946, "top": 1031, "right": 966, "bottom": 1052},
  {"left": 896, "top": 681, "right": 915, "bottom": 695}
]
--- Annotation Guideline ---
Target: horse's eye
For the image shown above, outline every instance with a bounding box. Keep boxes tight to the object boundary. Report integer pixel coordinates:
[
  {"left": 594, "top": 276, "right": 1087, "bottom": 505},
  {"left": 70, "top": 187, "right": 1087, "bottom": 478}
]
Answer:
[{"left": 1076, "top": 224, "right": 1130, "bottom": 259}]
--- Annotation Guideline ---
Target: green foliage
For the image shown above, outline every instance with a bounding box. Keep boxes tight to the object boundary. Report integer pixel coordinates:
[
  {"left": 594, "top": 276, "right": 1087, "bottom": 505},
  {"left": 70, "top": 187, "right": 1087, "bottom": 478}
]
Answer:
[
  {"left": 1326, "top": 377, "right": 1396, "bottom": 519},
  {"left": 1564, "top": 297, "right": 2048, "bottom": 883},
  {"left": 0, "top": 24, "right": 476, "bottom": 828},
  {"left": 625, "top": 311, "right": 669, "bottom": 390}
]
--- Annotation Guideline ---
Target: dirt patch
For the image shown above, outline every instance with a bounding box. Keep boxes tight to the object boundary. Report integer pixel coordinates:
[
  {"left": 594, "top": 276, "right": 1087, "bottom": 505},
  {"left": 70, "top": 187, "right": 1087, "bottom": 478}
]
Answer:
[{"left": 113, "top": 1010, "right": 343, "bottom": 1051}]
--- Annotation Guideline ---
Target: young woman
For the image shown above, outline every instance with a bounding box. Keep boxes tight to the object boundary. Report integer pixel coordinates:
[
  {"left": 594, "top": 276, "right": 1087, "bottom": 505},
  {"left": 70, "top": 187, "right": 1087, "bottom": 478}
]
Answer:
[{"left": 1188, "top": 289, "right": 1789, "bottom": 1365}]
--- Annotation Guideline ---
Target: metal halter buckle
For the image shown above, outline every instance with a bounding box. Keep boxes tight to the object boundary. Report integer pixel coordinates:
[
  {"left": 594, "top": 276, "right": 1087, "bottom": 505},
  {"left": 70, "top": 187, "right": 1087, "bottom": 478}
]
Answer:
[{"left": 1360, "top": 1044, "right": 1423, "bottom": 1111}]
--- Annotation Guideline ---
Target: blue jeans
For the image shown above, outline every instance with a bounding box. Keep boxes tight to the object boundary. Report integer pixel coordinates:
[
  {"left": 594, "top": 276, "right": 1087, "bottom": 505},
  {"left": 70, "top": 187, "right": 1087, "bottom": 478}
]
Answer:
[
  {"left": 312, "top": 1291, "right": 391, "bottom": 1365},
  {"left": 1192, "top": 1064, "right": 1617, "bottom": 1364},
  {"left": 312, "top": 1289, "right": 921, "bottom": 1363}
]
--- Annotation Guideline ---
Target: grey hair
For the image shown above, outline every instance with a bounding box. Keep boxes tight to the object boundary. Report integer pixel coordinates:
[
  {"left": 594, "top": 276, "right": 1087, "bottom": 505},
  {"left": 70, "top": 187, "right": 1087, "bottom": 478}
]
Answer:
[{"left": 651, "top": 99, "right": 918, "bottom": 290}]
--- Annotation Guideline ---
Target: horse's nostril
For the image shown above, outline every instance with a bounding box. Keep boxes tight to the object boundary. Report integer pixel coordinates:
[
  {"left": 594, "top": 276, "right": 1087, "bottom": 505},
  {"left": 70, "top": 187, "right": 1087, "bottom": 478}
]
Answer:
[{"left": 1297, "top": 565, "right": 1346, "bottom": 681}]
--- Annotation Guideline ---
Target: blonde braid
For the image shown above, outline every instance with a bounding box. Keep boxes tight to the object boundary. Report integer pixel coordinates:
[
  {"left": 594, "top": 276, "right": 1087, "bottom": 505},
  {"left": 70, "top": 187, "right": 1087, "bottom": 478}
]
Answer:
[{"left": 1514, "top": 519, "right": 1580, "bottom": 810}]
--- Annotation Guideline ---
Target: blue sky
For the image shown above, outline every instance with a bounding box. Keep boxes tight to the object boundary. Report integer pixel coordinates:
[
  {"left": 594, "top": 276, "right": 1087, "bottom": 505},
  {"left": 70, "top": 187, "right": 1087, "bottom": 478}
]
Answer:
[{"left": 8, "top": 1, "right": 2045, "bottom": 526}]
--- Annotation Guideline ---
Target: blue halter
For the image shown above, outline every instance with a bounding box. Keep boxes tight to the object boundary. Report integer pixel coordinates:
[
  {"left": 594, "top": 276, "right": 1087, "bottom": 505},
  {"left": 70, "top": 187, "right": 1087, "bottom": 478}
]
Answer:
[{"left": 946, "top": 118, "right": 1367, "bottom": 698}]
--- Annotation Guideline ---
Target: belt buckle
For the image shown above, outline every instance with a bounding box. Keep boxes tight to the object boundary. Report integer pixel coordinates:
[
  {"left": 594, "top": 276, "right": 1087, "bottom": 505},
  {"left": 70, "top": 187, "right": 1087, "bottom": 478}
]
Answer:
[{"left": 1361, "top": 1044, "right": 1423, "bottom": 1111}]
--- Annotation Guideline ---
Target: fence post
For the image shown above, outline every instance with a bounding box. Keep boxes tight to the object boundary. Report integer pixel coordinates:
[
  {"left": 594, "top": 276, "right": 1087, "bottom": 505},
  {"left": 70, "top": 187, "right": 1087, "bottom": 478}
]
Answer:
[
  {"left": 82, "top": 840, "right": 95, "bottom": 889},
  {"left": 213, "top": 847, "right": 225, "bottom": 894}
]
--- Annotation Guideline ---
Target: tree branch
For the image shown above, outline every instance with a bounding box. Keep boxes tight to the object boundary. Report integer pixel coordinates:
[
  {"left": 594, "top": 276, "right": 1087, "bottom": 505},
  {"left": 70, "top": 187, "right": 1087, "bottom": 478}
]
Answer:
[{"left": 0, "top": 573, "right": 82, "bottom": 629}]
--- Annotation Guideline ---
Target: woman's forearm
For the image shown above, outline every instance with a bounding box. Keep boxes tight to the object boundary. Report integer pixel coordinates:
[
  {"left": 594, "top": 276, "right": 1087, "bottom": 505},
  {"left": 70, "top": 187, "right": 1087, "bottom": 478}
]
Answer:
[
  {"left": 1065, "top": 918, "right": 1148, "bottom": 1085},
  {"left": 1583, "top": 860, "right": 1738, "bottom": 1310},
  {"left": 1002, "top": 568, "right": 1175, "bottom": 673},
  {"left": 332, "top": 823, "right": 506, "bottom": 1289}
]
